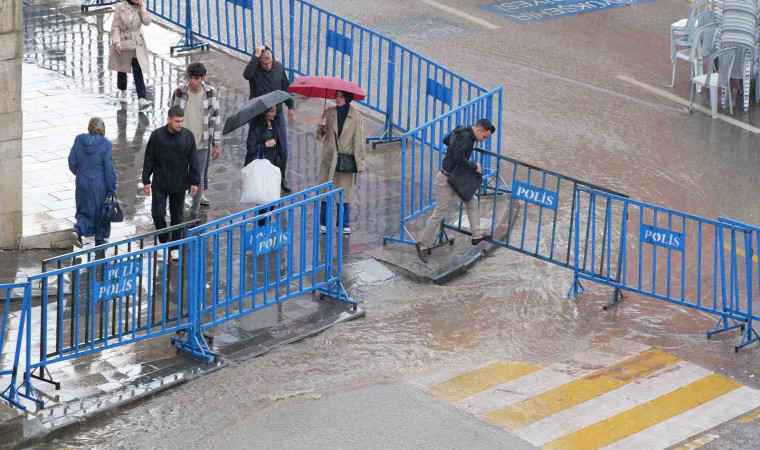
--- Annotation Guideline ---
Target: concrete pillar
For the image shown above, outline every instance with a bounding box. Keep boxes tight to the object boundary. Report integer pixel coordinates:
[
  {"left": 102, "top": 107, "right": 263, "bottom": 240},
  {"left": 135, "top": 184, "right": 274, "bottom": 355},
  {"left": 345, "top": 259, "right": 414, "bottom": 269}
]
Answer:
[{"left": 0, "top": 0, "right": 22, "bottom": 249}]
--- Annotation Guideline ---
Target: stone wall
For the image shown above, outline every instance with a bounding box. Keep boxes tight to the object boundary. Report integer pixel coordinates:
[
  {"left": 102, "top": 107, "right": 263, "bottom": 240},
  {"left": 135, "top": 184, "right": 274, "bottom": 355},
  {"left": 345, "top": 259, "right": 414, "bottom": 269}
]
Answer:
[{"left": 0, "top": 0, "right": 22, "bottom": 249}]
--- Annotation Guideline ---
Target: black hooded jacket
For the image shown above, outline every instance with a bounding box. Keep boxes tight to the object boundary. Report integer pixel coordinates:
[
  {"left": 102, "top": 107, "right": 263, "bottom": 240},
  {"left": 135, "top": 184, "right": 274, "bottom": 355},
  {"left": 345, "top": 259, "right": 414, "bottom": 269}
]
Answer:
[
  {"left": 242, "top": 48, "right": 295, "bottom": 112},
  {"left": 441, "top": 126, "right": 476, "bottom": 174}
]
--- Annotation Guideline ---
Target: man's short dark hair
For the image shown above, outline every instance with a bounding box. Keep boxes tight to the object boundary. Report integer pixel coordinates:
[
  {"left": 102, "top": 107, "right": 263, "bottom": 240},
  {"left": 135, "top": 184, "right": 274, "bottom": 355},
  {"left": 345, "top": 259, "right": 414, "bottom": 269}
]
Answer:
[
  {"left": 168, "top": 105, "right": 185, "bottom": 118},
  {"left": 187, "top": 62, "right": 207, "bottom": 78},
  {"left": 475, "top": 118, "right": 495, "bottom": 133}
]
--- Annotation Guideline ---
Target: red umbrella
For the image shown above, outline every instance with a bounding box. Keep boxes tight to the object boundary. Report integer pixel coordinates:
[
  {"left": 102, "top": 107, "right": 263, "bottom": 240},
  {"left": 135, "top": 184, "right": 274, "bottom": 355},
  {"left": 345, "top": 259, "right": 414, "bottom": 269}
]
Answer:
[{"left": 288, "top": 76, "right": 366, "bottom": 111}]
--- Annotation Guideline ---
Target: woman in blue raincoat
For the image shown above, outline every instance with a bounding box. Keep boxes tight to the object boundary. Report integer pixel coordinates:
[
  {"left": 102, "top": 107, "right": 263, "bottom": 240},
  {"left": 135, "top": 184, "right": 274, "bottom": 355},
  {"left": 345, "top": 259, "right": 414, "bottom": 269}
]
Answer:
[{"left": 68, "top": 117, "right": 117, "bottom": 247}]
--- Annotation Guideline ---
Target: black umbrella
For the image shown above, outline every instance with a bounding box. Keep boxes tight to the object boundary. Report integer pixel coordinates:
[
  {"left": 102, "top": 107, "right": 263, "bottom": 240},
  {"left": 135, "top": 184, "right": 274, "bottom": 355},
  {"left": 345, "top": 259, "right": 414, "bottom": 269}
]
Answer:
[{"left": 222, "top": 90, "right": 292, "bottom": 135}]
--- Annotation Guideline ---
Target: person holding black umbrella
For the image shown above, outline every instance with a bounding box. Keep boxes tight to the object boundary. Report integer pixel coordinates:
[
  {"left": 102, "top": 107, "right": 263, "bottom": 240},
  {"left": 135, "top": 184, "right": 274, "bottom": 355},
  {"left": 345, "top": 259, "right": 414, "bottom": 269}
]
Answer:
[
  {"left": 316, "top": 90, "right": 366, "bottom": 234},
  {"left": 244, "top": 45, "right": 295, "bottom": 192},
  {"left": 415, "top": 118, "right": 495, "bottom": 263}
]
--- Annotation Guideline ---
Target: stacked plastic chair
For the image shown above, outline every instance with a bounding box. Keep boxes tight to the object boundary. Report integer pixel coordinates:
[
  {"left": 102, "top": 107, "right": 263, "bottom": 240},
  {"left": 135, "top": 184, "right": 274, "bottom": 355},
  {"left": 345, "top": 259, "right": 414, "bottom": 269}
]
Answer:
[{"left": 717, "top": 0, "right": 759, "bottom": 111}]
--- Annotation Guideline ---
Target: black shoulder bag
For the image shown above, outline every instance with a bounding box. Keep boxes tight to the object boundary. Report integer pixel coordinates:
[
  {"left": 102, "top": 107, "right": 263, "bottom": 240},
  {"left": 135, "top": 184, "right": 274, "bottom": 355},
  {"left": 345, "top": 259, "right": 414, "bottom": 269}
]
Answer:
[{"left": 334, "top": 131, "right": 357, "bottom": 173}]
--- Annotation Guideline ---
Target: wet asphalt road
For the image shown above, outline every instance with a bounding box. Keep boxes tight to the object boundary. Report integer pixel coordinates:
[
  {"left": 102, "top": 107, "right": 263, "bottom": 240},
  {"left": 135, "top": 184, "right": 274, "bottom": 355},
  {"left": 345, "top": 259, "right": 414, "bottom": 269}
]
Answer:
[{"left": 48, "top": 0, "right": 760, "bottom": 448}]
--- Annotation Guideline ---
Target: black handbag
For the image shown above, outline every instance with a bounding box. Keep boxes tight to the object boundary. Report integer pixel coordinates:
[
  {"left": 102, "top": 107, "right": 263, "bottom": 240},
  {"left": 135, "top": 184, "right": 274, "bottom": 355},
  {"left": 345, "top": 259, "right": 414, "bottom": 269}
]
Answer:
[
  {"left": 333, "top": 131, "right": 357, "bottom": 173},
  {"left": 102, "top": 194, "right": 124, "bottom": 223},
  {"left": 447, "top": 160, "right": 482, "bottom": 202}
]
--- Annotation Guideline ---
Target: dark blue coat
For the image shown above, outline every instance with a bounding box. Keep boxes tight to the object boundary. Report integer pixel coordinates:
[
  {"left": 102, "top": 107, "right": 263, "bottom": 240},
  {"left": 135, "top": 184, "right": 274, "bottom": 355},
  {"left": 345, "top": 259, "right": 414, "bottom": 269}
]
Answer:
[{"left": 68, "top": 133, "right": 117, "bottom": 241}]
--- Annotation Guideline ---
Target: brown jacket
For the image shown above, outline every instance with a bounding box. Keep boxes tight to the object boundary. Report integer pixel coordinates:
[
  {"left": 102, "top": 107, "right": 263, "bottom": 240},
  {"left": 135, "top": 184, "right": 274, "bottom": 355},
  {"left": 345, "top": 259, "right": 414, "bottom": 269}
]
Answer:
[
  {"left": 316, "top": 105, "right": 366, "bottom": 202},
  {"left": 108, "top": 1, "right": 151, "bottom": 74}
]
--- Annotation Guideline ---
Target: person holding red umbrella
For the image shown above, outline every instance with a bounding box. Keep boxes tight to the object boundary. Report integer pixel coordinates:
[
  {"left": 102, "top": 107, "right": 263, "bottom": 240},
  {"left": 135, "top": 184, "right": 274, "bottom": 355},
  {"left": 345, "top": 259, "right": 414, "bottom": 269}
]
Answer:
[{"left": 315, "top": 90, "right": 366, "bottom": 234}]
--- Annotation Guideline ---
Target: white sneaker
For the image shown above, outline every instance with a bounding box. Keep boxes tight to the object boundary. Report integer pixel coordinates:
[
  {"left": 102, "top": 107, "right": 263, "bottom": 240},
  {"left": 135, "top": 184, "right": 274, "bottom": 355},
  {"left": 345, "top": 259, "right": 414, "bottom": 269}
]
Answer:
[
  {"left": 117, "top": 90, "right": 128, "bottom": 103},
  {"left": 319, "top": 225, "right": 327, "bottom": 234},
  {"left": 170, "top": 249, "right": 179, "bottom": 261},
  {"left": 138, "top": 98, "right": 152, "bottom": 110},
  {"left": 201, "top": 194, "right": 210, "bottom": 206},
  {"left": 71, "top": 231, "right": 83, "bottom": 248},
  {"left": 342, "top": 227, "right": 351, "bottom": 234}
]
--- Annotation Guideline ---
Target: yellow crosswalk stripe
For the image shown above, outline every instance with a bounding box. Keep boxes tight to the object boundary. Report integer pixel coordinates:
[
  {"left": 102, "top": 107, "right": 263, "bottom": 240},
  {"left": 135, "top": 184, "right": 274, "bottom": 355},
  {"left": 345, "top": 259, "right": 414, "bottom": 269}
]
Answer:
[
  {"left": 482, "top": 349, "right": 680, "bottom": 431},
  {"left": 543, "top": 374, "right": 741, "bottom": 450},
  {"left": 738, "top": 408, "right": 760, "bottom": 423},
  {"left": 428, "top": 361, "right": 543, "bottom": 404}
]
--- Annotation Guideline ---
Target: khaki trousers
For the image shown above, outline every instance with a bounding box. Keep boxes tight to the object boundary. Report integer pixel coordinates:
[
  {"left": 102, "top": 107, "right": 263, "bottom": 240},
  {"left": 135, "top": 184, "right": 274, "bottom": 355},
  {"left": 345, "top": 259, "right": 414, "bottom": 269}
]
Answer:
[{"left": 420, "top": 171, "right": 482, "bottom": 246}]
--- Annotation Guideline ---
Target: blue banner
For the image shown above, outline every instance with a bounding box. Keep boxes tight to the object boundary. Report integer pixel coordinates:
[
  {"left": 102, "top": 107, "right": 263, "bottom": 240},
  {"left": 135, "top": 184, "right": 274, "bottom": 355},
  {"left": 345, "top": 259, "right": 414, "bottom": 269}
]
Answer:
[
  {"left": 512, "top": 180, "right": 558, "bottom": 210},
  {"left": 95, "top": 258, "right": 142, "bottom": 302},
  {"left": 640, "top": 223, "right": 684, "bottom": 251},
  {"left": 245, "top": 222, "right": 290, "bottom": 256},
  {"left": 480, "top": 0, "right": 654, "bottom": 25}
]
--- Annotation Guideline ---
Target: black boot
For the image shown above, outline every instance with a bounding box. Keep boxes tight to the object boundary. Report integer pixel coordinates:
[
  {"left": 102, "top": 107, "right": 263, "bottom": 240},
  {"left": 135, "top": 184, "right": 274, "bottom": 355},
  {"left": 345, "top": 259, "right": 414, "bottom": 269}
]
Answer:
[
  {"left": 472, "top": 235, "right": 491, "bottom": 245},
  {"left": 280, "top": 161, "right": 292, "bottom": 193}
]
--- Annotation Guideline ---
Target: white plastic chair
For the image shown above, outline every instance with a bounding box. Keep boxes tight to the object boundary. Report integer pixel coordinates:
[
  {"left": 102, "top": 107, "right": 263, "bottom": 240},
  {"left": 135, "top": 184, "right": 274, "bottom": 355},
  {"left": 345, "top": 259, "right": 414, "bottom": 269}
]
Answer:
[
  {"left": 689, "top": 48, "right": 736, "bottom": 118},
  {"left": 672, "top": 11, "right": 715, "bottom": 86},
  {"left": 674, "top": 23, "right": 719, "bottom": 91}
]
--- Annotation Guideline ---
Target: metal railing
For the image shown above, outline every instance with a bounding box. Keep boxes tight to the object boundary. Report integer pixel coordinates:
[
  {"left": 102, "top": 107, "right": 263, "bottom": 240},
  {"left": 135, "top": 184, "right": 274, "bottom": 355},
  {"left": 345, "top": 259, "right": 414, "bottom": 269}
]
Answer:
[
  {"left": 0, "top": 283, "right": 32, "bottom": 409},
  {"left": 0, "top": 185, "right": 354, "bottom": 410},
  {"left": 570, "top": 187, "right": 759, "bottom": 352}
]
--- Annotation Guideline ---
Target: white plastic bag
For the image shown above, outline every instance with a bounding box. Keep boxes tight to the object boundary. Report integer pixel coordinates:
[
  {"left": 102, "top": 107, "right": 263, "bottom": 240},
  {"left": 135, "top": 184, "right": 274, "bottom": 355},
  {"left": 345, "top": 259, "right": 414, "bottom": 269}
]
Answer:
[{"left": 241, "top": 159, "right": 281, "bottom": 204}]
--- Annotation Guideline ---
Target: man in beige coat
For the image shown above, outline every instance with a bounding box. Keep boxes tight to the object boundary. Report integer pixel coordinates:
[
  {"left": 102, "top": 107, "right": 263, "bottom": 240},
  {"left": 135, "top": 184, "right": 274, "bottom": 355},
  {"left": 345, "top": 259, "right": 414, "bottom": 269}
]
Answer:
[
  {"left": 109, "top": 0, "right": 152, "bottom": 110},
  {"left": 316, "top": 91, "right": 366, "bottom": 234}
]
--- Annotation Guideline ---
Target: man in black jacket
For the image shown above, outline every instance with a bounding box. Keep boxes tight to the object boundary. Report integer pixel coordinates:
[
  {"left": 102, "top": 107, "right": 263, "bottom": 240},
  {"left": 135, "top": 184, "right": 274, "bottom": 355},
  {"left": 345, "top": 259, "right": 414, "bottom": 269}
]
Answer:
[
  {"left": 243, "top": 45, "right": 295, "bottom": 193},
  {"left": 142, "top": 105, "right": 201, "bottom": 260},
  {"left": 415, "top": 118, "right": 496, "bottom": 263}
]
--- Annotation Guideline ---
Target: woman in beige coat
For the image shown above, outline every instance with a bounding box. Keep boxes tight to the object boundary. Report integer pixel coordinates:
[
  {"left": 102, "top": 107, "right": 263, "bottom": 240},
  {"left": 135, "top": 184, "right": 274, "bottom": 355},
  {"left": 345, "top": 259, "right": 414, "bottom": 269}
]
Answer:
[
  {"left": 316, "top": 91, "right": 366, "bottom": 234},
  {"left": 108, "top": 0, "right": 152, "bottom": 109}
]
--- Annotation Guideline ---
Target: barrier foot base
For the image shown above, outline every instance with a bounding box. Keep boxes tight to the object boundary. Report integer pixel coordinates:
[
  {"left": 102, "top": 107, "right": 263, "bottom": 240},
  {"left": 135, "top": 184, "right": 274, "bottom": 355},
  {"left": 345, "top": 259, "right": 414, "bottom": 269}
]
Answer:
[
  {"left": 80, "top": 0, "right": 118, "bottom": 12},
  {"left": 566, "top": 279, "right": 586, "bottom": 298},
  {"left": 603, "top": 288, "right": 624, "bottom": 311},
  {"left": 429, "top": 228, "right": 454, "bottom": 252},
  {"left": 172, "top": 332, "right": 217, "bottom": 364},
  {"left": 317, "top": 281, "right": 357, "bottom": 311},
  {"left": 366, "top": 119, "right": 402, "bottom": 149},
  {"left": 1, "top": 383, "right": 26, "bottom": 410},
  {"left": 735, "top": 324, "right": 760, "bottom": 353},
  {"left": 30, "top": 366, "right": 60, "bottom": 390},
  {"left": 383, "top": 225, "right": 416, "bottom": 248},
  {"left": 17, "top": 374, "right": 45, "bottom": 408},
  {"left": 707, "top": 316, "right": 745, "bottom": 340},
  {"left": 170, "top": 34, "right": 210, "bottom": 54}
]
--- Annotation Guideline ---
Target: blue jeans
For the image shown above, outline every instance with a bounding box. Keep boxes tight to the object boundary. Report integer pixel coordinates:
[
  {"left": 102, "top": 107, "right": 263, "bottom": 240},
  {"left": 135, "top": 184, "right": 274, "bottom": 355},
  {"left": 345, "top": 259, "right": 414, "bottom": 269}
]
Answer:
[{"left": 320, "top": 202, "right": 350, "bottom": 228}]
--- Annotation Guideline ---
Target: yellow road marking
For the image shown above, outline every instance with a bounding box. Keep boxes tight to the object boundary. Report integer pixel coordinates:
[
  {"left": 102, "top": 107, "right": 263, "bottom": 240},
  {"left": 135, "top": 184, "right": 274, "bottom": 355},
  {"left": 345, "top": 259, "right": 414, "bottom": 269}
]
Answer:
[
  {"left": 543, "top": 374, "right": 741, "bottom": 450},
  {"left": 428, "top": 361, "right": 543, "bottom": 404},
  {"left": 724, "top": 244, "right": 759, "bottom": 262},
  {"left": 738, "top": 408, "right": 760, "bottom": 423},
  {"left": 482, "top": 349, "right": 680, "bottom": 431},
  {"left": 674, "top": 433, "right": 719, "bottom": 450}
]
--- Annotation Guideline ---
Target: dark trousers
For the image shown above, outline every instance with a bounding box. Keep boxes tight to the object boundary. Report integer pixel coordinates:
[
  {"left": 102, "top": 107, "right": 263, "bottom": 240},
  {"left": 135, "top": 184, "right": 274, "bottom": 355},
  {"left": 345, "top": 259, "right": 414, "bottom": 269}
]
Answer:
[
  {"left": 320, "top": 201, "right": 350, "bottom": 228},
  {"left": 277, "top": 112, "right": 288, "bottom": 178},
  {"left": 117, "top": 57, "right": 147, "bottom": 99},
  {"left": 152, "top": 189, "right": 185, "bottom": 243}
]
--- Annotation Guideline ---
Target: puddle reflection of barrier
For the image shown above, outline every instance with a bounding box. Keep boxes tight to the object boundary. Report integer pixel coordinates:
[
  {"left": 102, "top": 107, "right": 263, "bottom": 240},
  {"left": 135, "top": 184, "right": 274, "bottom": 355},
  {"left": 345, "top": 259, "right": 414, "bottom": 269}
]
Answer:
[
  {"left": 0, "top": 184, "right": 353, "bottom": 410},
  {"left": 571, "top": 187, "right": 760, "bottom": 352}
]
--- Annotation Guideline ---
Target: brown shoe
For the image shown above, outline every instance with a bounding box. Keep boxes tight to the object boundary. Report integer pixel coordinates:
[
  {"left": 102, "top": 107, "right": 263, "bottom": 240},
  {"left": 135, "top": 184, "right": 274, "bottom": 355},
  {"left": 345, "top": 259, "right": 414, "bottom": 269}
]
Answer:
[{"left": 415, "top": 242, "right": 429, "bottom": 263}]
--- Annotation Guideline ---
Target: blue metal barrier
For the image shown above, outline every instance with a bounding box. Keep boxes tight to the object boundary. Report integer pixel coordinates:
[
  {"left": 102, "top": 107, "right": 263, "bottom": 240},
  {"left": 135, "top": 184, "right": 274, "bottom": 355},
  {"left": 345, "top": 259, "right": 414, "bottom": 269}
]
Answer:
[
  {"left": 139, "top": 0, "right": 490, "bottom": 146},
  {"left": 440, "top": 149, "right": 628, "bottom": 273},
  {"left": 2, "top": 185, "right": 355, "bottom": 410},
  {"left": 383, "top": 89, "right": 503, "bottom": 247},
  {"left": 20, "top": 237, "right": 206, "bottom": 407},
  {"left": 570, "top": 187, "right": 756, "bottom": 351},
  {"left": 190, "top": 182, "right": 334, "bottom": 236},
  {"left": 178, "top": 186, "right": 355, "bottom": 360},
  {"left": 0, "top": 283, "right": 31, "bottom": 409},
  {"left": 718, "top": 216, "right": 760, "bottom": 350}
]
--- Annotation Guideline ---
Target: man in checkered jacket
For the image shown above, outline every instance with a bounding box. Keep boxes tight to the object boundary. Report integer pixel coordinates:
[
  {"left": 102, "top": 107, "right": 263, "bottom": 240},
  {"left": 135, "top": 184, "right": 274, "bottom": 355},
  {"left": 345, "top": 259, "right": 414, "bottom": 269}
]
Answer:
[{"left": 170, "top": 62, "right": 221, "bottom": 220}]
